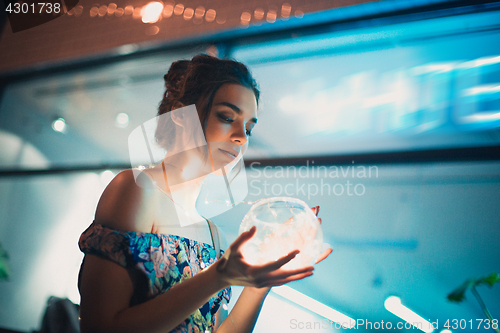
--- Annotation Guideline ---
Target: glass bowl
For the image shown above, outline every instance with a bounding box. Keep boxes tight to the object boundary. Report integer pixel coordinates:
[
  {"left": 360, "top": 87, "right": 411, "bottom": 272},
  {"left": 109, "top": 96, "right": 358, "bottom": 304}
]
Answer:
[{"left": 238, "top": 197, "right": 323, "bottom": 270}]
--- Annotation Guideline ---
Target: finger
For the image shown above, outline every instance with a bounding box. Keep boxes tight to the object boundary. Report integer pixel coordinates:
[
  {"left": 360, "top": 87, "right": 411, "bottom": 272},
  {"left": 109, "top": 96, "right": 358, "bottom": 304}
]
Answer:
[
  {"left": 230, "top": 226, "right": 257, "bottom": 250},
  {"left": 311, "top": 206, "right": 319, "bottom": 215},
  {"left": 314, "top": 248, "right": 332, "bottom": 264},
  {"left": 266, "top": 265, "right": 314, "bottom": 281},
  {"left": 256, "top": 250, "right": 300, "bottom": 272},
  {"left": 266, "top": 271, "right": 314, "bottom": 287}
]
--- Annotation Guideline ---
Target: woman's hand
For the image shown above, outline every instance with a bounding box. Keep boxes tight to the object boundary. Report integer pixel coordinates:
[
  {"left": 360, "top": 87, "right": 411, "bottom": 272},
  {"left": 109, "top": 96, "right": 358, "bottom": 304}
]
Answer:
[{"left": 215, "top": 227, "right": 314, "bottom": 289}]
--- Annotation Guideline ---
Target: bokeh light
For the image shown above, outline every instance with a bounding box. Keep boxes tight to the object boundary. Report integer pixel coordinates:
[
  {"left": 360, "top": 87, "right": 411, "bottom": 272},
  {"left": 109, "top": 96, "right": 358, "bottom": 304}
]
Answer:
[
  {"left": 174, "top": 3, "right": 184, "bottom": 15},
  {"left": 115, "top": 8, "right": 124, "bottom": 17},
  {"left": 52, "top": 118, "right": 66, "bottom": 133},
  {"left": 254, "top": 8, "right": 264, "bottom": 20},
  {"left": 98, "top": 5, "right": 107, "bottom": 17},
  {"left": 124, "top": 5, "right": 134, "bottom": 15},
  {"left": 90, "top": 6, "right": 98, "bottom": 17},
  {"left": 115, "top": 113, "right": 129, "bottom": 128},
  {"left": 74, "top": 5, "right": 83, "bottom": 17},
  {"left": 281, "top": 3, "right": 291, "bottom": 18},
  {"left": 241, "top": 11, "right": 251, "bottom": 25},
  {"left": 146, "top": 26, "right": 160, "bottom": 35},
  {"left": 195, "top": 6, "right": 205, "bottom": 18},
  {"left": 107, "top": 3, "right": 116, "bottom": 15},
  {"left": 183, "top": 7, "right": 194, "bottom": 20},
  {"left": 266, "top": 9, "right": 277, "bottom": 23},
  {"left": 205, "top": 9, "right": 216, "bottom": 22},
  {"left": 163, "top": 4, "right": 174, "bottom": 17},
  {"left": 100, "top": 170, "right": 115, "bottom": 185},
  {"left": 141, "top": 2, "right": 163, "bottom": 23},
  {"left": 132, "top": 7, "right": 142, "bottom": 19}
]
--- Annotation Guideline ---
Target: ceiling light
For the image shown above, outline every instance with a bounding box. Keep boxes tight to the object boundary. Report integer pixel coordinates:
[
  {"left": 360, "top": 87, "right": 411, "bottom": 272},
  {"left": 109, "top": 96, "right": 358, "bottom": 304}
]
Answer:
[
  {"left": 384, "top": 296, "right": 434, "bottom": 333},
  {"left": 273, "top": 286, "right": 355, "bottom": 328}
]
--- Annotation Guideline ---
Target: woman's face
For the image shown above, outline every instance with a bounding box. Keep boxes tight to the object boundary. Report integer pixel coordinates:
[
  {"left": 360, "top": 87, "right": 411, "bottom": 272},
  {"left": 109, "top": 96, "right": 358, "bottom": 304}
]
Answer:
[{"left": 204, "top": 83, "right": 258, "bottom": 173}]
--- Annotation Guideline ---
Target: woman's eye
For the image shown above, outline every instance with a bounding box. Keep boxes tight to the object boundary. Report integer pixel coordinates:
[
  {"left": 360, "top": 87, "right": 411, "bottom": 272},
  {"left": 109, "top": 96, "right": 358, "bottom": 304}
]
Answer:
[{"left": 217, "top": 113, "right": 233, "bottom": 123}]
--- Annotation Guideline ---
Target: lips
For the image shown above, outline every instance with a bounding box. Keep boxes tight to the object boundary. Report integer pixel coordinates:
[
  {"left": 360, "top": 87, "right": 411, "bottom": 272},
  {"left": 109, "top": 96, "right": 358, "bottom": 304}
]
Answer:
[{"left": 219, "top": 148, "right": 237, "bottom": 159}]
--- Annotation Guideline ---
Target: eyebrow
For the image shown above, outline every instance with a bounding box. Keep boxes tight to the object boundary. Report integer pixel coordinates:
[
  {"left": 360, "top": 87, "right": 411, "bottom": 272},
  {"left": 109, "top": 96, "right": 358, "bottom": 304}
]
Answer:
[{"left": 215, "top": 102, "right": 258, "bottom": 124}]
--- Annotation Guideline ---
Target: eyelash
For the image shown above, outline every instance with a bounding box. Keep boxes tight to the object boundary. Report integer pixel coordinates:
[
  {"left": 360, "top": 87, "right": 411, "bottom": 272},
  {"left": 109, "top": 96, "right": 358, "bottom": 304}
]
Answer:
[{"left": 217, "top": 113, "right": 252, "bottom": 137}]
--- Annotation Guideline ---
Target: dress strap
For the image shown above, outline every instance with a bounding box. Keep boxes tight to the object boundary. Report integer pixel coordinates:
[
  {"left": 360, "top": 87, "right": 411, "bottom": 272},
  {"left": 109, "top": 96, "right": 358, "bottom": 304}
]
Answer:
[{"left": 206, "top": 219, "right": 221, "bottom": 259}]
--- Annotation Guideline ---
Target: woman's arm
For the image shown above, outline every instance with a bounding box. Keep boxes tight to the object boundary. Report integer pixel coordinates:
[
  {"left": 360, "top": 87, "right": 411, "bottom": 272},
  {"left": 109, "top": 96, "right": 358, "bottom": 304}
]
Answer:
[
  {"left": 215, "top": 287, "right": 270, "bottom": 333},
  {"left": 79, "top": 253, "right": 227, "bottom": 333},
  {"left": 80, "top": 232, "right": 312, "bottom": 333},
  {"left": 80, "top": 170, "right": 314, "bottom": 333}
]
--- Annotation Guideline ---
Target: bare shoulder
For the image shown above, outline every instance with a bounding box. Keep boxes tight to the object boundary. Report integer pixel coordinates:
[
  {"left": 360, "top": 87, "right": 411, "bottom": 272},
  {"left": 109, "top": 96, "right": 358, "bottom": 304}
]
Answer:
[{"left": 94, "top": 169, "right": 157, "bottom": 233}]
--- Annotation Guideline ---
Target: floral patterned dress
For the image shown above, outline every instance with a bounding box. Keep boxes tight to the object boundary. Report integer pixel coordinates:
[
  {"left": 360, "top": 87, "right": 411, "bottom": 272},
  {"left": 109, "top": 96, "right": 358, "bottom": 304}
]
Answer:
[{"left": 78, "top": 222, "right": 231, "bottom": 333}]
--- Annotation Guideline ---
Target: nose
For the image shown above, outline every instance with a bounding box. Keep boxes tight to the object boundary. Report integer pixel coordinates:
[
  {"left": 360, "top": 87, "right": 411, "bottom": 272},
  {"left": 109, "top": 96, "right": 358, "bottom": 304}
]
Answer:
[{"left": 231, "top": 124, "right": 248, "bottom": 146}]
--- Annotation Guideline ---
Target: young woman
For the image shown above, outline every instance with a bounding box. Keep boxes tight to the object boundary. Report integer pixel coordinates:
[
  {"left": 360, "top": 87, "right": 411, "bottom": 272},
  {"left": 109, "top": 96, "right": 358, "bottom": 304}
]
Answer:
[{"left": 78, "top": 54, "right": 331, "bottom": 333}]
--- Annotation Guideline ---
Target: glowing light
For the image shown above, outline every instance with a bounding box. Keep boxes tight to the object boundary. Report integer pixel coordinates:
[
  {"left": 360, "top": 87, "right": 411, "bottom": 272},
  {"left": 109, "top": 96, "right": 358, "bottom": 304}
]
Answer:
[
  {"left": 240, "top": 11, "right": 251, "bottom": 24},
  {"left": 100, "top": 170, "right": 115, "bottom": 185},
  {"left": 384, "top": 296, "right": 434, "bottom": 333},
  {"left": 133, "top": 7, "right": 142, "bottom": 19},
  {"left": 142, "top": 2, "right": 163, "bottom": 23},
  {"left": 273, "top": 286, "right": 355, "bottom": 328},
  {"left": 216, "top": 15, "right": 226, "bottom": 24},
  {"left": 52, "top": 118, "right": 66, "bottom": 133},
  {"left": 462, "top": 84, "right": 500, "bottom": 96},
  {"left": 281, "top": 3, "right": 291, "bottom": 17},
  {"left": 195, "top": 6, "right": 205, "bottom": 18},
  {"left": 146, "top": 26, "right": 160, "bottom": 35},
  {"left": 107, "top": 3, "right": 117, "bottom": 15},
  {"left": 254, "top": 8, "right": 264, "bottom": 20},
  {"left": 163, "top": 4, "right": 173, "bottom": 17},
  {"left": 98, "top": 5, "right": 107, "bottom": 17},
  {"left": 205, "top": 9, "right": 216, "bottom": 22},
  {"left": 295, "top": 9, "right": 304, "bottom": 18},
  {"left": 115, "top": 113, "right": 129, "bottom": 128},
  {"left": 124, "top": 5, "right": 134, "bottom": 15},
  {"left": 74, "top": 5, "right": 83, "bottom": 17},
  {"left": 458, "top": 112, "right": 500, "bottom": 123},
  {"left": 115, "top": 8, "right": 124, "bottom": 17},
  {"left": 222, "top": 303, "right": 228, "bottom": 311},
  {"left": 266, "top": 9, "right": 276, "bottom": 23},
  {"left": 174, "top": 4, "right": 184, "bottom": 15},
  {"left": 462, "top": 55, "right": 500, "bottom": 68},
  {"left": 138, "top": 165, "right": 146, "bottom": 170},
  {"left": 411, "top": 63, "right": 455, "bottom": 75},
  {"left": 183, "top": 7, "right": 194, "bottom": 20},
  {"left": 239, "top": 198, "right": 322, "bottom": 270},
  {"left": 90, "top": 6, "right": 98, "bottom": 17}
]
